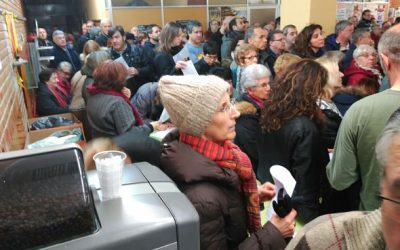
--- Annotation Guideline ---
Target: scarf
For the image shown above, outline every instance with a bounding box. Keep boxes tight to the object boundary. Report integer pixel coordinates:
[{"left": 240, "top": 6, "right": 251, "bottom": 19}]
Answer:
[
  {"left": 57, "top": 74, "right": 71, "bottom": 95},
  {"left": 179, "top": 132, "right": 261, "bottom": 233},
  {"left": 355, "top": 61, "right": 383, "bottom": 85},
  {"left": 248, "top": 94, "right": 265, "bottom": 109},
  {"left": 47, "top": 84, "right": 69, "bottom": 108},
  {"left": 86, "top": 84, "right": 144, "bottom": 126}
]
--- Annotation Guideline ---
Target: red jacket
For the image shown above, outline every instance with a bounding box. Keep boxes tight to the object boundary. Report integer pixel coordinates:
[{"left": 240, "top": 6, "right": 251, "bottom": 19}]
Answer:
[{"left": 343, "top": 60, "right": 380, "bottom": 86}]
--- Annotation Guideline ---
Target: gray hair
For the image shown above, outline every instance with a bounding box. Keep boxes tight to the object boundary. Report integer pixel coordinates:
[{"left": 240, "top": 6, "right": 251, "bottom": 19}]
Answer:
[
  {"left": 376, "top": 109, "right": 400, "bottom": 167},
  {"left": 100, "top": 18, "right": 112, "bottom": 26},
  {"left": 57, "top": 61, "right": 72, "bottom": 72},
  {"left": 52, "top": 30, "right": 64, "bottom": 38},
  {"left": 378, "top": 25, "right": 400, "bottom": 63},
  {"left": 244, "top": 26, "right": 256, "bottom": 43},
  {"left": 81, "top": 50, "right": 111, "bottom": 76},
  {"left": 282, "top": 24, "right": 296, "bottom": 36},
  {"left": 351, "top": 28, "right": 369, "bottom": 44},
  {"left": 335, "top": 20, "right": 353, "bottom": 35},
  {"left": 241, "top": 64, "right": 271, "bottom": 91},
  {"left": 353, "top": 44, "right": 377, "bottom": 59}
]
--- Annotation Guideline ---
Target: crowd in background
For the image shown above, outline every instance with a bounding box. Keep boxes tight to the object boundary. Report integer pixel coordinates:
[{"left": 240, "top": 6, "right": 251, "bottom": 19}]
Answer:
[{"left": 31, "top": 9, "right": 400, "bottom": 249}]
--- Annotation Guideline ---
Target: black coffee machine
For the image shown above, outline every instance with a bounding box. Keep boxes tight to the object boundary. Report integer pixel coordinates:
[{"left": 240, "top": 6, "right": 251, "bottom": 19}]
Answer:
[{"left": 0, "top": 144, "right": 199, "bottom": 250}]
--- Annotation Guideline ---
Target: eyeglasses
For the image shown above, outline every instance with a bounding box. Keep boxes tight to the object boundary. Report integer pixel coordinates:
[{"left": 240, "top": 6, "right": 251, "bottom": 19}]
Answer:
[
  {"left": 242, "top": 55, "right": 257, "bottom": 61},
  {"left": 378, "top": 195, "right": 400, "bottom": 206},
  {"left": 217, "top": 101, "right": 237, "bottom": 114},
  {"left": 359, "top": 53, "right": 376, "bottom": 58},
  {"left": 253, "top": 83, "right": 269, "bottom": 89}
]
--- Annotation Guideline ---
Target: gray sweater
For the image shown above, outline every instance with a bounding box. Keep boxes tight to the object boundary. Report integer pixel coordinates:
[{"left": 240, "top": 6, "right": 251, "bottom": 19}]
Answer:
[{"left": 86, "top": 93, "right": 151, "bottom": 138}]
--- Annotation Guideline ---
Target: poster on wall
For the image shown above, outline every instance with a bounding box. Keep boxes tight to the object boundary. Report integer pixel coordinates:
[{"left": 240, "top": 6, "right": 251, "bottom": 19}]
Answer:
[
  {"left": 209, "top": 6, "right": 247, "bottom": 24},
  {"left": 363, "top": 2, "right": 388, "bottom": 25},
  {"left": 336, "top": 2, "right": 363, "bottom": 22},
  {"left": 221, "top": 6, "right": 247, "bottom": 19},
  {"left": 388, "top": 7, "right": 395, "bottom": 19},
  {"left": 337, "top": 2, "right": 355, "bottom": 21},
  {"left": 248, "top": 0, "right": 276, "bottom": 4}
]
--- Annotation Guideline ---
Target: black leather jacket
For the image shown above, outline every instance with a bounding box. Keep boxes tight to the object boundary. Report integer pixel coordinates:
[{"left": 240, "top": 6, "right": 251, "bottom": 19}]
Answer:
[{"left": 256, "top": 116, "right": 329, "bottom": 224}]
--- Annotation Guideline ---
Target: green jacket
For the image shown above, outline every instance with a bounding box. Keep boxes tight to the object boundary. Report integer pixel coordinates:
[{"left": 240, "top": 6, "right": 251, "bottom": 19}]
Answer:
[{"left": 327, "top": 89, "right": 400, "bottom": 210}]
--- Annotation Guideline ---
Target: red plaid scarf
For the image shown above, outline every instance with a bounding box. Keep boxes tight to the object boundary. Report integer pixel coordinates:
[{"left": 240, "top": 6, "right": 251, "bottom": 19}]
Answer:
[{"left": 180, "top": 132, "right": 261, "bottom": 233}]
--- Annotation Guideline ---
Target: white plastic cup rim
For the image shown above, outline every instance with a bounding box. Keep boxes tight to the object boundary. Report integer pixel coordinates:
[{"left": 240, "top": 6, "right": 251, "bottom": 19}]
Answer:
[{"left": 93, "top": 150, "right": 127, "bottom": 163}]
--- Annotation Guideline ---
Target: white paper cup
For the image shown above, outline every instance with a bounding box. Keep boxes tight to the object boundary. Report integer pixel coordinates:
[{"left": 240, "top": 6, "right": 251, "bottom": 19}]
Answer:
[{"left": 93, "top": 150, "right": 126, "bottom": 200}]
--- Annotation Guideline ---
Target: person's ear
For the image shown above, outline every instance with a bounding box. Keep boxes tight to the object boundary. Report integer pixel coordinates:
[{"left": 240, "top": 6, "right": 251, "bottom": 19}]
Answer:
[
  {"left": 248, "top": 37, "right": 254, "bottom": 45},
  {"left": 247, "top": 87, "right": 255, "bottom": 96},
  {"left": 380, "top": 52, "right": 390, "bottom": 72}
]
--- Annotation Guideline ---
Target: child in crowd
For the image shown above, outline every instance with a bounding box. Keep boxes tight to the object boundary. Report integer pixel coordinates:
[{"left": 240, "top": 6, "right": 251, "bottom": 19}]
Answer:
[{"left": 194, "top": 40, "right": 220, "bottom": 75}]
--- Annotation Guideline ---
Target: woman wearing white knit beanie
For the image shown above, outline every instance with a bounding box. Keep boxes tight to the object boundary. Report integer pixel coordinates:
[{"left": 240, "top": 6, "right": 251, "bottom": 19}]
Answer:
[{"left": 158, "top": 74, "right": 297, "bottom": 249}]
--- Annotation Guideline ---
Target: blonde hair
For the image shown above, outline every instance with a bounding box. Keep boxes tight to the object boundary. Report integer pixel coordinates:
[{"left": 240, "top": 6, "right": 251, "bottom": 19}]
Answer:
[
  {"left": 81, "top": 40, "right": 101, "bottom": 63},
  {"left": 234, "top": 43, "right": 258, "bottom": 66},
  {"left": 273, "top": 53, "right": 301, "bottom": 77},
  {"left": 316, "top": 51, "right": 344, "bottom": 100}
]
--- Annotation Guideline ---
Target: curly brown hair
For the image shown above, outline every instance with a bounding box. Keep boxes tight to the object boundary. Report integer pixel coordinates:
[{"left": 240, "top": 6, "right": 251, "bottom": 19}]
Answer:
[
  {"left": 261, "top": 59, "right": 328, "bottom": 132},
  {"left": 292, "top": 24, "right": 323, "bottom": 59}
]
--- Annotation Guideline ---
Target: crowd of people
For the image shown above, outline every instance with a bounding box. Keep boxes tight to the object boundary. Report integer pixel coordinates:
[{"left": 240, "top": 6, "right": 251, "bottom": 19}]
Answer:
[{"left": 33, "top": 9, "right": 400, "bottom": 249}]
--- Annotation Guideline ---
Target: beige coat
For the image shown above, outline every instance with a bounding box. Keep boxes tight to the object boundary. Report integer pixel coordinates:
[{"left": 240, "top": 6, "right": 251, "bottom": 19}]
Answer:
[{"left": 286, "top": 209, "right": 384, "bottom": 250}]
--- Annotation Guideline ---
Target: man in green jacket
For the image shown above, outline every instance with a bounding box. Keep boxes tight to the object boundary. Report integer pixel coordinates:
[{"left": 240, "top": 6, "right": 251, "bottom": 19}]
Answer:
[{"left": 326, "top": 24, "right": 400, "bottom": 211}]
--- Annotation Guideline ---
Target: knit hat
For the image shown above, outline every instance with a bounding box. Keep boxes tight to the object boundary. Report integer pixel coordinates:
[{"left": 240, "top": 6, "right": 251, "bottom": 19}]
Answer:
[{"left": 159, "top": 75, "right": 229, "bottom": 136}]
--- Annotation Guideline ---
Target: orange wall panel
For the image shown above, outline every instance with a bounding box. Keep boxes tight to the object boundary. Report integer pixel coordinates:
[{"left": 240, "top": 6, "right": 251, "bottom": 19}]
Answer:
[
  {"left": 112, "top": 8, "right": 163, "bottom": 30},
  {"left": 163, "top": 7, "right": 208, "bottom": 29}
]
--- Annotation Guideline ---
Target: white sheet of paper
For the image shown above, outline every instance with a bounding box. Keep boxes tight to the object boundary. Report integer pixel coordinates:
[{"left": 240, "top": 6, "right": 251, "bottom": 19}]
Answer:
[
  {"left": 266, "top": 165, "right": 297, "bottom": 220},
  {"left": 159, "top": 108, "right": 170, "bottom": 123},
  {"left": 181, "top": 60, "right": 199, "bottom": 76},
  {"left": 173, "top": 47, "right": 189, "bottom": 63},
  {"left": 114, "top": 56, "right": 133, "bottom": 79},
  {"left": 149, "top": 127, "right": 175, "bottom": 142},
  {"left": 114, "top": 56, "right": 129, "bottom": 69}
]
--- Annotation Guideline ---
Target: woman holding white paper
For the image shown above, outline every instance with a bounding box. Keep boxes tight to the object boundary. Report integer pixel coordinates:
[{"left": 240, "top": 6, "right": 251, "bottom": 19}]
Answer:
[
  {"left": 158, "top": 75, "right": 296, "bottom": 249},
  {"left": 153, "top": 22, "right": 188, "bottom": 80},
  {"left": 257, "top": 60, "right": 330, "bottom": 224}
]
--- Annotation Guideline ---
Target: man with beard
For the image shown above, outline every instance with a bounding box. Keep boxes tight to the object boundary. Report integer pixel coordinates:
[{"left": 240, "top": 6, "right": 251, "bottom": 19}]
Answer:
[
  {"left": 144, "top": 24, "right": 161, "bottom": 51},
  {"left": 221, "top": 16, "right": 246, "bottom": 61}
]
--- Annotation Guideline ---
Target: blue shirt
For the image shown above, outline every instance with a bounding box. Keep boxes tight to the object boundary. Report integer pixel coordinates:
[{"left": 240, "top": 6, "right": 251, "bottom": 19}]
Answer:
[{"left": 184, "top": 42, "right": 204, "bottom": 63}]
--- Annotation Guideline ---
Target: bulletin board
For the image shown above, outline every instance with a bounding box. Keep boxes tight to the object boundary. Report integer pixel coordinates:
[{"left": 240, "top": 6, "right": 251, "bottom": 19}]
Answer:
[{"left": 336, "top": 1, "right": 389, "bottom": 24}]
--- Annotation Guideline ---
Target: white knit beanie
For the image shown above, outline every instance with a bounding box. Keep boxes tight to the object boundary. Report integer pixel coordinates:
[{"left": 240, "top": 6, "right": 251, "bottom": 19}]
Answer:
[{"left": 159, "top": 75, "right": 229, "bottom": 136}]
